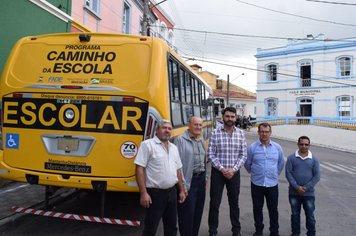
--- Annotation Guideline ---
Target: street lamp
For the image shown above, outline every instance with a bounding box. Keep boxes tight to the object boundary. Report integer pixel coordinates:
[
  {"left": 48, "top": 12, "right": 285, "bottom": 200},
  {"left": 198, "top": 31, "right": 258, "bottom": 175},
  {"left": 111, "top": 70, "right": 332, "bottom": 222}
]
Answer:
[{"left": 226, "top": 73, "right": 245, "bottom": 106}]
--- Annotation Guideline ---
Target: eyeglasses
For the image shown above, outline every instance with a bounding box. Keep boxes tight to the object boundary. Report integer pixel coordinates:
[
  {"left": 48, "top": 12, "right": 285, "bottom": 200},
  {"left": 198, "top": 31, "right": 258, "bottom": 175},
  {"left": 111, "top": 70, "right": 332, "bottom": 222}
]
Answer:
[{"left": 298, "top": 143, "right": 310, "bottom": 146}]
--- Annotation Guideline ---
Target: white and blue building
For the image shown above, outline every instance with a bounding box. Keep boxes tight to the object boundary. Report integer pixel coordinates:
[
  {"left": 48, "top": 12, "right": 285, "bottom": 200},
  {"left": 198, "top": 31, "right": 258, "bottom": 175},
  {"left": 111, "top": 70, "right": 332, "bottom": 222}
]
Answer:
[{"left": 255, "top": 34, "right": 356, "bottom": 122}]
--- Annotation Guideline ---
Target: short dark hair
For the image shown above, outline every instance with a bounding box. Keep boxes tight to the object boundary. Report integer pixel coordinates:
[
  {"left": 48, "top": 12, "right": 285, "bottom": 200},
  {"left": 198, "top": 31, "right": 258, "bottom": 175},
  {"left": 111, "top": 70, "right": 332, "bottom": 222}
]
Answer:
[
  {"left": 222, "top": 107, "right": 236, "bottom": 115},
  {"left": 258, "top": 122, "right": 271, "bottom": 131},
  {"left": 298, "top": 136, "right": 310, "bottom": 144}
]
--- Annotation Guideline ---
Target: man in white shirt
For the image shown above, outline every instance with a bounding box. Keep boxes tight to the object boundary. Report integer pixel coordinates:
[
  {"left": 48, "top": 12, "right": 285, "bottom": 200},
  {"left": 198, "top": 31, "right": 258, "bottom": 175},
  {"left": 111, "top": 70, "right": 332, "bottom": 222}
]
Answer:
[{"left": 135, "top": 119, "right": 186, "bottom": 236}]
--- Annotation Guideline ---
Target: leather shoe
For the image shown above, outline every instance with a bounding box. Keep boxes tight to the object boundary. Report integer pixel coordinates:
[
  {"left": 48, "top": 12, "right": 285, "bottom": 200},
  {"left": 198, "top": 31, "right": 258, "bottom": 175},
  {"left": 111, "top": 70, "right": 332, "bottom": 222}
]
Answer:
[
  {"left": 253, "top": 232, "right": 263, "bottom": 236},
  {"left": 233, "top": 233, "right": 241, "bottom": 236},
  {"left": 290, "top": 234, "right": 300, "bottom": 236}
]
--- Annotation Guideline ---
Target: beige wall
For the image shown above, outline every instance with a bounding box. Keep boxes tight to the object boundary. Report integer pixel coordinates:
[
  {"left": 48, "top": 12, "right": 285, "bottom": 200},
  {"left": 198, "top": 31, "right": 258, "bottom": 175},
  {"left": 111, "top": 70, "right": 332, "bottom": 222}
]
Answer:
[{"left": 198, "top": 71, "right": 218, "bottom": 89}]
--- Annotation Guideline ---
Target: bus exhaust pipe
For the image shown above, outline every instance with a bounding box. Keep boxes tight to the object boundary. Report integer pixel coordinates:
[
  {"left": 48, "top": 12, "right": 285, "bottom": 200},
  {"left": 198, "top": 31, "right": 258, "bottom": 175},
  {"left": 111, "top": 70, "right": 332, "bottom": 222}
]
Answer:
[
  {"left": 92, "top": 181, "right": 107, "bottom": 217},
  {"left": 25, "top": 174, "right": 39, "bottom": 185}
]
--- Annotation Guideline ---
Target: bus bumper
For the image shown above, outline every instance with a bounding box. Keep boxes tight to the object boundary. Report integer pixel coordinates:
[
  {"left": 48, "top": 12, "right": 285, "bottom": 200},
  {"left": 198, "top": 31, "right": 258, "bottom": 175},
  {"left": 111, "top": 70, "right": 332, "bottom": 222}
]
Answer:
[{"left": 0, "top": 154, "right": 138, "bottom": 192}]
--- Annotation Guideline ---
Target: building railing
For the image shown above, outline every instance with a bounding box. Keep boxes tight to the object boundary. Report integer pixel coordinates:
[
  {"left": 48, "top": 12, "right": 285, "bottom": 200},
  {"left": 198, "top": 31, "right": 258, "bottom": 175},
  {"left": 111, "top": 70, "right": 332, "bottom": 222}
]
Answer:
[
  {"left": 301, "top": 78, "right": 311, "bottom": 87},
  {"left": 252, "top": 117, "right": 356, "bottom": 131}
]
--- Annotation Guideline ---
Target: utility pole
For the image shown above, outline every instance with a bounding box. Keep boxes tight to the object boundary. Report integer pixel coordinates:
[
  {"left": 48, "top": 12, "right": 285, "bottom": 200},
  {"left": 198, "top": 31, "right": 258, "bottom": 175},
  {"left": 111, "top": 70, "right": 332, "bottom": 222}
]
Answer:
[
  {"left": 226, "top": 73, "right": 245, "bottom": 108},
  {"left": 142, "top": 0, "right": 168, "bottom": 36},
  {"left": 226, "top": 74, "right": 230, "bottom": 107},
  {"left": 142, "top": 0, "right": 149, "bottom": 36}
]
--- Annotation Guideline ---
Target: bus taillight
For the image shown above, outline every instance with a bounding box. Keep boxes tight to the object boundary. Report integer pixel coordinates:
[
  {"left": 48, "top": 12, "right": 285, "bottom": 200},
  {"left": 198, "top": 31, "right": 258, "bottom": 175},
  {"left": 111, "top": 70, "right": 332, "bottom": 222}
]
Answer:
[
  {"left": 13, "top": 93, "right": 23, "bottom": 98},
  {"left": 145, "top": 116, "right": 154, "bottom": 140},
  {"left": 122, "top": 97, "right": 135, "bottom": 102},
  {"left": 0, "top": 106, "right": 2, "bottom": 150},
  {"left": 61, "top": 85, "right": 83, "bottom": 89}
]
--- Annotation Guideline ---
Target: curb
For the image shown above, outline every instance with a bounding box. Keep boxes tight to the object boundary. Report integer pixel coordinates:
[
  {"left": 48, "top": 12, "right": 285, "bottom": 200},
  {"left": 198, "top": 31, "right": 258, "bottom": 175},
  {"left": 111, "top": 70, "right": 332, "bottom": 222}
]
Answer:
[{"left": 245, "top": 129, "right": 356, "bottom": 154}]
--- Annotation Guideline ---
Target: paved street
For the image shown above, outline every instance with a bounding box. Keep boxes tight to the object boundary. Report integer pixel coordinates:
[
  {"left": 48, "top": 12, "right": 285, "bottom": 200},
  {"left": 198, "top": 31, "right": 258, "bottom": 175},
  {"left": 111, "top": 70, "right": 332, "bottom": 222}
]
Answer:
[{"left": 1, "top": 127, "right": 356, "bottom": 235}]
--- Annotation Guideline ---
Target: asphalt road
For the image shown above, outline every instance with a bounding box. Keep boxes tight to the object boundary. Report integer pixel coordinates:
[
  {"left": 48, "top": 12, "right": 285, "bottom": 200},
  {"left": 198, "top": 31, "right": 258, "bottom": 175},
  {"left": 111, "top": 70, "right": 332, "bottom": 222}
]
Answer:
[{"left": 1, "top": 133, "right": 356, "bottom": 235}]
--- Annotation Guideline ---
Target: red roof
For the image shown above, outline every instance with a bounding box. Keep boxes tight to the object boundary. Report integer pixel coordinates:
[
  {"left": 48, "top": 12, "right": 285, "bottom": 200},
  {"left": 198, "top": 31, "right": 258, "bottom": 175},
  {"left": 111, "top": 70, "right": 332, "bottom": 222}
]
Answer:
[
  {"left": 151, "top": 6, "right": 174, "bottom": 29},
  {"left": 213, "top": 89, "right": 256, "bottom": 100}
]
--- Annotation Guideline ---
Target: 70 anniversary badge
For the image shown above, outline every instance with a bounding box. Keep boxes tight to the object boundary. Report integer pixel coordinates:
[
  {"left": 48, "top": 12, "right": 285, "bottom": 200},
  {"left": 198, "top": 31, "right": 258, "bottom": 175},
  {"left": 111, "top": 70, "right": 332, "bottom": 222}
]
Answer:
[{"left": 120, "top": 141, "right": 138, "bottom": 159}]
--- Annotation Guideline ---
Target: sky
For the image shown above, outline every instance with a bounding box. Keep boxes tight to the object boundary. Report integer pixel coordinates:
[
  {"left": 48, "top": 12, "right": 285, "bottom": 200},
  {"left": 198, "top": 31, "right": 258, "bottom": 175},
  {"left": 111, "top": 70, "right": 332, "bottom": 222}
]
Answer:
[{"left": 160, "top": 0, "right": 356, "bottom": 92}]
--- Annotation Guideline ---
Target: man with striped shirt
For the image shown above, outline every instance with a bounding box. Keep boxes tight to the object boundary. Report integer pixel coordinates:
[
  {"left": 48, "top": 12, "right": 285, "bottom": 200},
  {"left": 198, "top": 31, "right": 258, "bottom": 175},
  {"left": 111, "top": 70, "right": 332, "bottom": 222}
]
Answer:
[{"left": 208, "top": 107, "right": 247, "bottom": 236}]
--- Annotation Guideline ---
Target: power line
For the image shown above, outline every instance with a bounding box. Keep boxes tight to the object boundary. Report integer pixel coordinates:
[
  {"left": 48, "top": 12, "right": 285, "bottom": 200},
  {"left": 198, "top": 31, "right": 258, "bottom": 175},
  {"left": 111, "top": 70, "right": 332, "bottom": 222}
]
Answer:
[
  {"left": 235, "top": 0, "right": 356, "bottom": 27},
  {"left": 184, "top": 56, "right": 356, "bottom": 87},
  {"left": 152, "top": 26, "right": 356, "bottom": 42},
  {"left": 164, "top": 1, "right": 204, "bottom": 58},
  {"left": 306, "top": 0, "right": 356, "bottom": 5}
]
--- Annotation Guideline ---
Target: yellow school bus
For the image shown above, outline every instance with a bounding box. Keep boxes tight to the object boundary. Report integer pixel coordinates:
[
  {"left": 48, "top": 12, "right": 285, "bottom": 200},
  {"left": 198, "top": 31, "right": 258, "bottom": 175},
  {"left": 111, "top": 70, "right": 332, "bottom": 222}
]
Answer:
[{"left": 0, "top": 33, "right": 213, "bottom": 193}]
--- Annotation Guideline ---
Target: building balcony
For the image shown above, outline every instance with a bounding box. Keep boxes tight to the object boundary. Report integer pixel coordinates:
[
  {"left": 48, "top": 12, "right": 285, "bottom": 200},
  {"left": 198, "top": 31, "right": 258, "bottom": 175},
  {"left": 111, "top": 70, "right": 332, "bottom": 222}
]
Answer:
[{"left": 301, "top": 78, "right": 311, "bottom": 87}]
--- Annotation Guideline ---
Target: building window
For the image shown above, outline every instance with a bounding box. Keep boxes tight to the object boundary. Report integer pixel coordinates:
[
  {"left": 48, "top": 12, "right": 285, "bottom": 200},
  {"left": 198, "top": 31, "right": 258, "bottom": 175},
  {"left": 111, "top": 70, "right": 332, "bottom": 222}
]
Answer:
[
  {"left": 139, "top": 17, "right": 143, "bottom": 35},
  {"left": 85, "top": 0, "right": 100, "bottom": 15},
  {"left": 186, "top": 74, "right": 192, "bottom": 104},
  {"left": 122, "top": 2, "right": 131, "bottom": 34},
  {"left": 266, "top": 63, "right": 278, "bottom": 81},
  {"left": 160, "top": 23, "right": 167, "bottom": 39},
  {"left": 168, "top": 31, "right": 174, "bottom": 45},
  {"left": 299, "top": 60, "right": 312, "bottom": 87},
  {"left": 265, "top": 98, "right": 278, "bottom": 117},
  {"left": 337, "top": 95, "right": 352, "bottom": 117},
  {"left": 337, "top": 56, "right": 352, "bottom": 77},
  {"left": 216, "top": 80, "right": 223, "bottom": 89}
]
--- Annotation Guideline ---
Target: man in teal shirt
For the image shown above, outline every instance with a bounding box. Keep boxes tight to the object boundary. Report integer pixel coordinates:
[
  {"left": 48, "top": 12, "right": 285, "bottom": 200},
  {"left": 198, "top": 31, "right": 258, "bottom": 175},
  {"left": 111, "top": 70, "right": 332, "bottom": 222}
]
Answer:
[{"left": 286, "top": 136, "right": 320, "bottom": 236}]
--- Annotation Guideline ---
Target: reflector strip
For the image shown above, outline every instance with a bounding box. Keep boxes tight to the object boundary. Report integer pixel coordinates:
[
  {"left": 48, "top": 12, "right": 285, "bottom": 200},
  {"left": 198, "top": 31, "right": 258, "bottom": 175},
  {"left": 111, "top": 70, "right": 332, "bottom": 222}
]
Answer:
[{"left": 11, "top": 206, "right": 140, "bottom": 226}]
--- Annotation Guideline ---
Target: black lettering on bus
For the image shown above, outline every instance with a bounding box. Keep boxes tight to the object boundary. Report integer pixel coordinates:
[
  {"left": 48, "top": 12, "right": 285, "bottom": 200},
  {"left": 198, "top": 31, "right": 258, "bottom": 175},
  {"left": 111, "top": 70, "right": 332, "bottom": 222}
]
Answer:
[
  {"left": 105, "top": 52, "right": 116, "bottom": 62},
  {"left": 63, "top": 63, "right": 72, "bottom": 73},
  {"left": 53, "top": 63, "right": 62, "bottom": 73},
  {"left": 95, "top": 52, "right": 105, "bottom": 61},
  {"left": 47, "top": 51, "right": 57, "bottom": 61},
  {"left": 83, "top": 52, "right": 94, "bottom": 61},
  {"left": 82, "top": 64, "right": 93, "bottom": 74},
  {"left": 66, "top": 51, "right": 80, "bottom": 61},
  {"left": 72, "top": 63, "right": 82, "bottom": 73},
  {"left": 52, "top": 63, "right": 112, "bottom": 74},
  {"left": 3, "top": 98, "right": 149, "bottom": 134},
  {"left": 102, "top": 64, "right": 112, "bottom": 74},
  {"left": 56, "top": 51, "right": 66, "bottom": 61},
  {"left": 48, "top": 51, "right": 116, "bottom": 62}
]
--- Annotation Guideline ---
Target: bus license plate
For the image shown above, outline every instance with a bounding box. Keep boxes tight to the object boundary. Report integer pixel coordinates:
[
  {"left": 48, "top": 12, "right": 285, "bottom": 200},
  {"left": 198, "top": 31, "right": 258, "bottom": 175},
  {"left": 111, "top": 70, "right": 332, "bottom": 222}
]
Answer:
[{"left": 58, "top": 137, "right": 79, "bottom": 151}]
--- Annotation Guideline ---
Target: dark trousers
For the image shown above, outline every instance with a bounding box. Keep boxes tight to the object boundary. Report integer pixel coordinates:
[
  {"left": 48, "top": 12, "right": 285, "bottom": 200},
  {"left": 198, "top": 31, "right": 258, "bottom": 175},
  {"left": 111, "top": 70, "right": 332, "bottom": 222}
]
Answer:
[
  {"left": 251, "top": 182, "right": 279, "bottom": 235},
  {"left": 208, "top": 167, "right": 241, "bottom": 235},
  {"left": 178, "top": 174, "right": 206, "bottom": 236},
  {"left": 289, "top": 195, "right": 316, "bottom": 236},
  {"left": 142, "top": 187, "right": 178, "bottom": 236}
]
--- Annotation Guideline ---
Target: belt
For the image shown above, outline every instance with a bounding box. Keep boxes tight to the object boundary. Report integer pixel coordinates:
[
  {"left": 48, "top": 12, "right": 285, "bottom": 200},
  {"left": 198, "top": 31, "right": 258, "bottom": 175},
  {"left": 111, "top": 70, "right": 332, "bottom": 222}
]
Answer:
[
  {"left": 147, "top": 186, "right": 176, "bottom": 192},
  {"left": 192, "top": 171, "right": 205, "bottom": 177}
]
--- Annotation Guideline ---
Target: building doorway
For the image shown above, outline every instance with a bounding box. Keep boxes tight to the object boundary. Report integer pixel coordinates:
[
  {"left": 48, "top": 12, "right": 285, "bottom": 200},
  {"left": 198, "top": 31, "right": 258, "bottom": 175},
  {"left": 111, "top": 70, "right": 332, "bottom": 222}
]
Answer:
[
  {"left": 300, "top": 104, "right": 312, "bottom": 116},
  {"left": 298, "top": 98, "right": 313, "bottom": 124}
]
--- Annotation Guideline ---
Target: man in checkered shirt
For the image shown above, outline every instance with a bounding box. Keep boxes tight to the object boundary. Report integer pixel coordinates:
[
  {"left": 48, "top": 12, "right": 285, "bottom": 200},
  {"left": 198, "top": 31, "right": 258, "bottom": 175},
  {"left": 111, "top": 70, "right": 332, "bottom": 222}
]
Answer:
[{"left": 207, "top": 107, "right": 247, "bottom": 236}]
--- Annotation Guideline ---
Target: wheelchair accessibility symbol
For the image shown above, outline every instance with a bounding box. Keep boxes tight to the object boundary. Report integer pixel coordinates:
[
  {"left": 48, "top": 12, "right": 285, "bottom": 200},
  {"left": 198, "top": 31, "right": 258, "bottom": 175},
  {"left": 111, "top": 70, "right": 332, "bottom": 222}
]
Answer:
[{"left": 6, "top": 133, "right": 19, "bottom": 149}]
